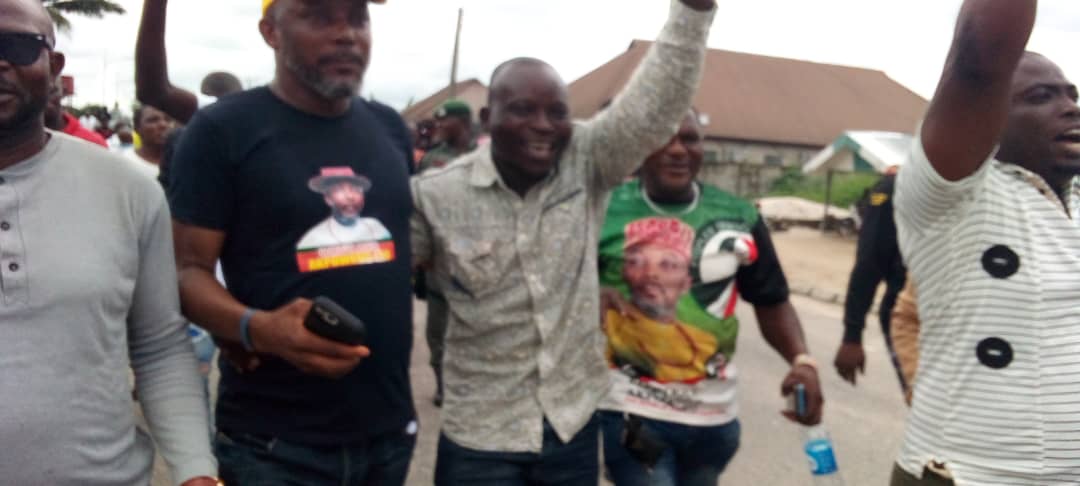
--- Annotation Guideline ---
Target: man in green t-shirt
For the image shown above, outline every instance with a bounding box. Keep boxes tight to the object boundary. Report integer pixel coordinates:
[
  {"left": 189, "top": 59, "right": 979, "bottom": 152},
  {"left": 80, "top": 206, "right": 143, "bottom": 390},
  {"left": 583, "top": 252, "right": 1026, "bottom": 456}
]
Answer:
[{"left": 598, "top": 110, "right": 824, "bottom": 484}]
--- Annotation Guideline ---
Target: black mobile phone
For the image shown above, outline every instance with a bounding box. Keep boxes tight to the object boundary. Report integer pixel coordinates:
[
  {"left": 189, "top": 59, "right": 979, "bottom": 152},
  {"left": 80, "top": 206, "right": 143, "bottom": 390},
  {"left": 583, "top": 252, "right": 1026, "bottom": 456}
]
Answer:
[{"left": 303, "top": 296, "right": 367, "bottom": 345}]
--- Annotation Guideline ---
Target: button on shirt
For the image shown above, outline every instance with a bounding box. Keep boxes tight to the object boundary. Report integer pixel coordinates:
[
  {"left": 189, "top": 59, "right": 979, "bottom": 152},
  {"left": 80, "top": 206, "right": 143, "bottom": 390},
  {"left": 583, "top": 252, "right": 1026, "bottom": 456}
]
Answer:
[
  {"left": 0, "top": 133, "right": 215, "bottom": 484},
  {"left": 410, "top": 0, "right": 715, "bottom": 453},
  {"left": 894, "top": 137, "right": 1080, "bottom": 484}
]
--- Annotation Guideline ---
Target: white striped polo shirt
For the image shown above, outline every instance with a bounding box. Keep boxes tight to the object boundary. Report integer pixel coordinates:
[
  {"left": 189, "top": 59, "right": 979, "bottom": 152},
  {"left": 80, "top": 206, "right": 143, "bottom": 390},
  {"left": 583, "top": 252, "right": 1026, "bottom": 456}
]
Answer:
[{"left": 894, "top": 137, "right": 1080, "bottom": 485}]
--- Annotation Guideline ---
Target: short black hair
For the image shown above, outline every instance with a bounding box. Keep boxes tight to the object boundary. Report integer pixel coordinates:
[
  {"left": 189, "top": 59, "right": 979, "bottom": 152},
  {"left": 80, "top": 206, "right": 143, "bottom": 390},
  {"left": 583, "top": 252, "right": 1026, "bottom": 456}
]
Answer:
[
  {"left": 488, "top": 57, "right": 552, "bottom": 103},
  {"left": 201, "top": 72, "right": 243, "bottom": 98}
]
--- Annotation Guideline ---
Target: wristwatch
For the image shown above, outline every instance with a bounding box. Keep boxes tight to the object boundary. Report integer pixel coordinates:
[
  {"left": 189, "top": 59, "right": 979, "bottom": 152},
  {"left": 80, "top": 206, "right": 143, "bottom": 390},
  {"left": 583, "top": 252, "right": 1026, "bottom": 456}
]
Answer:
[{"left": 792, "top": 353, "right": 818, "bottom": 371}]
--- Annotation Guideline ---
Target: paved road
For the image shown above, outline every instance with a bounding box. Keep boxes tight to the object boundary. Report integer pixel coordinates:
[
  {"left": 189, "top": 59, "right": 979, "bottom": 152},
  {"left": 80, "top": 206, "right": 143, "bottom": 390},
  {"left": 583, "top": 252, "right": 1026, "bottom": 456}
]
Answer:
[{"left": 405, "top": 295, "right": 910, "bottom": 485}]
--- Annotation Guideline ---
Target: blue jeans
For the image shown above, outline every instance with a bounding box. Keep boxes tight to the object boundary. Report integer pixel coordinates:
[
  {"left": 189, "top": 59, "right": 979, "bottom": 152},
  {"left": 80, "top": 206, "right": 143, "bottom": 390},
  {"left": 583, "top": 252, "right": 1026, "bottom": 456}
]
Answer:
[
  {"left": 435, "top": 415, "right": 599, "bottom": 485},
  {"left": 600, "top": 411, "right": 740, "bottom": 486},
  {"left": 215, "top": 427, "right": 416, "bottom": 486}
]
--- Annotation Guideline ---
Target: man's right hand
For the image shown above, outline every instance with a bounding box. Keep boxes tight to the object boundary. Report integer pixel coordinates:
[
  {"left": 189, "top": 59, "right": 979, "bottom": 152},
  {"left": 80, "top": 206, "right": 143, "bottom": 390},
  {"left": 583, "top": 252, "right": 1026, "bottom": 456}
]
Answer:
[
  {"left": 833, "top": 342, "right": 865, "bottom": 385},
  {"left": 249, "top": 298, "right": 371, "bottom": 379}
]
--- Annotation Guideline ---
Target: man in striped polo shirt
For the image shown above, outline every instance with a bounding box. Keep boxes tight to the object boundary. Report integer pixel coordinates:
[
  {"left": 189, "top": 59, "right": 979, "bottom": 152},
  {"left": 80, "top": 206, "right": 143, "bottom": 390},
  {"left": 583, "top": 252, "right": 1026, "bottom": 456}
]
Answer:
[{"left": 892, "top": 1, "right": 1080, "bottom": 485}]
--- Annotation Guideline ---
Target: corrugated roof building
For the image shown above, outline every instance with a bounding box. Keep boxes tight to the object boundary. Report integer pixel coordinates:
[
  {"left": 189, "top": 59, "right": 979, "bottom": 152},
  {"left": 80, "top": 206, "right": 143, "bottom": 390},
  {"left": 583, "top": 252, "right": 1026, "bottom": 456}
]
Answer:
[
  {"left": 401, "top": 78, "right": 488, "bottom": 125},
  {"left": 568, "top": 41, "right": 929, "bottom": 195}
]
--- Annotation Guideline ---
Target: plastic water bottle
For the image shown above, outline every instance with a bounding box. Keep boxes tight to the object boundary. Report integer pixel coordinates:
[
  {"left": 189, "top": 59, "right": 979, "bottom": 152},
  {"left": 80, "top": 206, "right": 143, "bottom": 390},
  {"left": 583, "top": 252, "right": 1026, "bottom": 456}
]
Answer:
[
  {"left": 803, "top": 424, "right": 844, "bottom": 485},
  {"left": 187, "top": 325, "right": 217, "bottom": 380},
  {"left": 187, "top": 325, "right": 217, "bottom": 436}
]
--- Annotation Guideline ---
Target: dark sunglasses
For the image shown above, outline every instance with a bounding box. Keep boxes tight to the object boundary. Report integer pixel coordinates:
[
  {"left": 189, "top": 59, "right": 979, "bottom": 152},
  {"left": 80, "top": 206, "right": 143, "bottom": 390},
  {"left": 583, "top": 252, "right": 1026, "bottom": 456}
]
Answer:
[{"left": 0, "top": 32, "right": 52, "bottom": 67}]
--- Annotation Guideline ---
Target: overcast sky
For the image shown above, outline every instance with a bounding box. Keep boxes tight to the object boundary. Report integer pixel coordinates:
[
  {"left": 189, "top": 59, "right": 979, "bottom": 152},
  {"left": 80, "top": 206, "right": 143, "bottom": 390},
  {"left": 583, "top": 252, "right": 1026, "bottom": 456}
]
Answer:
[{"left": 56, "top": 0, "right": 1080, "bottom": 114}]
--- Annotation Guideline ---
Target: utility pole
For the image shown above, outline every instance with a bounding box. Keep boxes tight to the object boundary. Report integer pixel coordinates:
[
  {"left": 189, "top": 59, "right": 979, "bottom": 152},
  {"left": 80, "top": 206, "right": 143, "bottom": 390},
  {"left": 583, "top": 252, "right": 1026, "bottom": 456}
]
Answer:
[{"left": 449, "top": 7, "right": 463, "bottom": 97}]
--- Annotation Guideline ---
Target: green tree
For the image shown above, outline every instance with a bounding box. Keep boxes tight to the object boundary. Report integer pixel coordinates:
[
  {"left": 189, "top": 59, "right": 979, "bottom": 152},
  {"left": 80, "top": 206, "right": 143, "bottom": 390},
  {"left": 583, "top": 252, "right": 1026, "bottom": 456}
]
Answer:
[{"left": 43, "top": 0, "right": 126, "bottom": 32}]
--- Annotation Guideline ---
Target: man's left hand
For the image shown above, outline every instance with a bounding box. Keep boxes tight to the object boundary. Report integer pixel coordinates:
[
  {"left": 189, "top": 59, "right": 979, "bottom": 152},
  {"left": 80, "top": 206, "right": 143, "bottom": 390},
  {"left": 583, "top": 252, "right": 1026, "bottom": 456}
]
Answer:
[
  {"left": 678, "top": 0, "right": 716, "bottom": 11},
  {"left": 181, "top": 477, "right": 221, "bottom": 486},
  {"left": 780, "top": 363, "right": 824, "bottom": 425},
  {"left": 216, "top": 339, "right": 261, "bottom": 373}
]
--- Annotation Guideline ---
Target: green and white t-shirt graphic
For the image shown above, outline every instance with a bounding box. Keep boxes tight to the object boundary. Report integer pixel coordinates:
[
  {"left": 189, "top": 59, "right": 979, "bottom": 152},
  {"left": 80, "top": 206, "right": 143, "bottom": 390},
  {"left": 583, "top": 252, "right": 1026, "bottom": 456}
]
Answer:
[{"left": 598, "top": 180, "right": 789, "bottom": 426}]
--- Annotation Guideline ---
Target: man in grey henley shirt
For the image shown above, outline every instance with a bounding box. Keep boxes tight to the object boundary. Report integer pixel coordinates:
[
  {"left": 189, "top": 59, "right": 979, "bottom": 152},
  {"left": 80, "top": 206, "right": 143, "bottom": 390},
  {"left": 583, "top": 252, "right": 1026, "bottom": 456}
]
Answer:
[{"left": 0, "top": 0, "right": 218, "bottom": 484}]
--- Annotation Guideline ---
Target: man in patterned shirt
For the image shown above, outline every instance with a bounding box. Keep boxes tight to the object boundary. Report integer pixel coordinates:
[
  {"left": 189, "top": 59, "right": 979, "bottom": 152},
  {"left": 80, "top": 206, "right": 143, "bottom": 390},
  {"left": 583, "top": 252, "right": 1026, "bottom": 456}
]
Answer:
[{"left": 410, "top": 0, "right": 717, "bottom": 483}]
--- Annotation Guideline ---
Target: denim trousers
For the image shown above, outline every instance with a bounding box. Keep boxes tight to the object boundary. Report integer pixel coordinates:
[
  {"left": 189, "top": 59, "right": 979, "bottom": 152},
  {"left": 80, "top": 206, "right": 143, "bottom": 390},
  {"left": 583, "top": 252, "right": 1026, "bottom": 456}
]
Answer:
[
  {"left": 215, "top": 426, "right": 417, "bottom": 486},
  {"left": 434, "top": 415, "right": 600, "bottom": 486},
  {"left": 600, "top": 411, "right": 740, "bottom": 486}
]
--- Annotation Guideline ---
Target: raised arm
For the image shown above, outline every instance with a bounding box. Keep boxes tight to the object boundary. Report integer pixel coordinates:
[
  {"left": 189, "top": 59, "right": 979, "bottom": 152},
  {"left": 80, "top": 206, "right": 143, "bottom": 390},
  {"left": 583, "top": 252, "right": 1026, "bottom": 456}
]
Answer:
[
  {"left": 580, "top": 0, "right": 716, "bottom": 189},
  {"left": 921, "top": 0, "right": 1036, "bottom": 181},
  {"left": 135, "top": 0, "right": 198, "bottom": 124}
]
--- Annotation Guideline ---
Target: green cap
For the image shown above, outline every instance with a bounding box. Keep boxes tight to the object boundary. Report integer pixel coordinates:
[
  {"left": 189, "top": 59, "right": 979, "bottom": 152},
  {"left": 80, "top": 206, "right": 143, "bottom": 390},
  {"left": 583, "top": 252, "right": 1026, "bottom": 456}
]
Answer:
[{"left": 434, "top": 99, "right": 472, "bottom": 120}]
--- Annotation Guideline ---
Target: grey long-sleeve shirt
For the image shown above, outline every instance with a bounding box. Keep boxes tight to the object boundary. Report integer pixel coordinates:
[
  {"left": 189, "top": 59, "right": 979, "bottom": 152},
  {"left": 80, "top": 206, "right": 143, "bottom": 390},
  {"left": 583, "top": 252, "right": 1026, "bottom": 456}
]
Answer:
[
  {"left": 0, "top": 133, "right": 216, "bottom": 485},
  {"left": 411, "top": 0, "right": 715, "bottom": 453}
]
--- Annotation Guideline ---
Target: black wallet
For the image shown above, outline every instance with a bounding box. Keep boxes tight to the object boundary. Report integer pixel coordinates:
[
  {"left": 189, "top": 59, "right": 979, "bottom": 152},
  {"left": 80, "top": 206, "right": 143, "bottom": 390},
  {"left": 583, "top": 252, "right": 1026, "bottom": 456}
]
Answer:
[{"left": 303, "top": 296, "right": 367, "bottom": 345}]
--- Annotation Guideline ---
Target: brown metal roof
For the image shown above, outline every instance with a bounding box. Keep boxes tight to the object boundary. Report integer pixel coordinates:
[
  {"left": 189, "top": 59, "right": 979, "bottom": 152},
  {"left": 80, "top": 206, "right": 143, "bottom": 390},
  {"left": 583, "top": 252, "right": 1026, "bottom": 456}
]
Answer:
[
  {"left": 400, "top": 79, "right": 488, "bottom": 125},
  {"left": 568, "top": 41, "right": 928, "bottom": 147}
]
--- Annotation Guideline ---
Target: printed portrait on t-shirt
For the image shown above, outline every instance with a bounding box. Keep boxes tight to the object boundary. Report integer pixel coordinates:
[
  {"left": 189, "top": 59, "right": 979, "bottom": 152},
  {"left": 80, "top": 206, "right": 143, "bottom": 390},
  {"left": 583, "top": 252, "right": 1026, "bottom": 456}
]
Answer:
[
  {"left": 296, "top": 167, "right": 395, "bottom": 272},
  {"left": 603, "top": 217, "right": 758, "bottom": 384}
]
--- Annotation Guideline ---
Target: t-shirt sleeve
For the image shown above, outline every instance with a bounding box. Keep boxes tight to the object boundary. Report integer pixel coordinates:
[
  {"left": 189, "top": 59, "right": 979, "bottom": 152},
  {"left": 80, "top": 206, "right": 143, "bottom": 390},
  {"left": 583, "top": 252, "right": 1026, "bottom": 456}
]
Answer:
[
  {"left": 736, "top": 217, "right": 790, "bottom": 307},
  {"left": 392, "top": 117, "right": 416, "bottom": 176},
  {"left": 894, "top": 134, "right": 993, "bottom": 239},
  {"left": 370, "top": 101, "right": 416, "bottom": 176},
  {"left": 167, "top": 112, "right": 233, "bottom": 230}
]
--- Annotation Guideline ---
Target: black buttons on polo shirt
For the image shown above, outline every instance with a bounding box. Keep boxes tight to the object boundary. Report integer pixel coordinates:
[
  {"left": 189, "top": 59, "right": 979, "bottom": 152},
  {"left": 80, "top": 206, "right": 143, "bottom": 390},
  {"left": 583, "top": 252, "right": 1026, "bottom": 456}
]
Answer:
[
  {"left": 0, "top": 222, "right": 8, "bottom": 231},
  {"left": 982, "top": 245, "right": 1020, "bottom": 279},
  {"left": 0, "top": 177, "right": 5, "bottom": 184},
  {"left": 8, "top": 263, "right": 18, "bottom": 272},
  {"left": 976, "top": 337, "right": 1014, "bottom": 369}
]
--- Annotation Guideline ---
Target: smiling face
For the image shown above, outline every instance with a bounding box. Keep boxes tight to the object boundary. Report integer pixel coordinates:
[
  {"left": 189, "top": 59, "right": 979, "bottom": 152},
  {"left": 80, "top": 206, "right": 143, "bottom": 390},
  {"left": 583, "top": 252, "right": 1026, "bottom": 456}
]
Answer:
[
  {"left": 0, "top": 0, "right": 64, "bottom": 135},
  {"left": 640, "top": 112, "right": 704, "bottom": 200},
  {"left": 997, "top": 53, "right": 1080, "bottom": 180},
  {"left": 484, "top": 60, "right": 573, "bottom": 186}
]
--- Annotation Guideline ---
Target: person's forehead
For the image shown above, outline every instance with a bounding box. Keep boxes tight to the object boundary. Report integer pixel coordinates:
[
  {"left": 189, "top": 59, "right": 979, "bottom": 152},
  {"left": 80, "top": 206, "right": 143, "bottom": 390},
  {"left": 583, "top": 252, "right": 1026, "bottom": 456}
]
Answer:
[
  {"left": 332, "top": 181, "right": 363, "bottom": 190},
  {"left": 0, "top": 0, "right": 52, "bottom": 39},
  {"left": 1014, "top": 55, "right": 1073, "bottom": 91},
  {"left": 495, "top": 65, "right": 566, "bottom": 101},
  {"left": 288, "top": 0, "right": 366, "bottom": 10},
  {"left": 678, "top": 113, "right": 700, "bottom": 132}
]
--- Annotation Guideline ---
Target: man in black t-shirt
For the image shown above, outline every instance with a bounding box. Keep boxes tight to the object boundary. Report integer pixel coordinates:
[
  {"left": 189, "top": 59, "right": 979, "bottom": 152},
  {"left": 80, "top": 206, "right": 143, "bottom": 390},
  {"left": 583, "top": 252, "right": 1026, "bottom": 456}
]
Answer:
[{"left": 168, "top": 0, "right": 416, "bottom": 485}]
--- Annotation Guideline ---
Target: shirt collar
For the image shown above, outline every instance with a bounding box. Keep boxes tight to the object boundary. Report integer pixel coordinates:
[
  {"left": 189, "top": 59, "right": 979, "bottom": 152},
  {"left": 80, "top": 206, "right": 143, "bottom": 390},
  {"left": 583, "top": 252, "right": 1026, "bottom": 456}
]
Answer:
[
  {"left": 467, "top": 147, "right": 562, "bottom": 194},
  {"left": 996, "top": 161, "right": 1080, "bottom": 217},
  {"left": 468, "top": 147, "right": 499, "bottom": 188}
]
